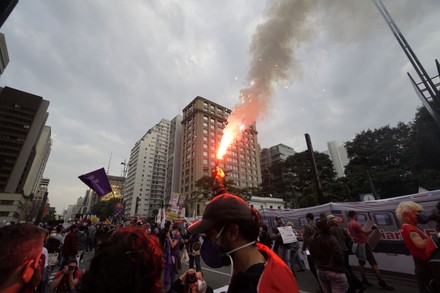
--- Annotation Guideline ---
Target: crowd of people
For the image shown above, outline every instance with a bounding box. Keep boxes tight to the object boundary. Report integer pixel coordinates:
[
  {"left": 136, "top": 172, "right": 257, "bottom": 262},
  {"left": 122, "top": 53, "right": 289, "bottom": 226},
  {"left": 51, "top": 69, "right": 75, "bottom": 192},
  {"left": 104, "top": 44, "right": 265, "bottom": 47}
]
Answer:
[{"left": 1, "top": 197, "right": 439, "bottom": 293}]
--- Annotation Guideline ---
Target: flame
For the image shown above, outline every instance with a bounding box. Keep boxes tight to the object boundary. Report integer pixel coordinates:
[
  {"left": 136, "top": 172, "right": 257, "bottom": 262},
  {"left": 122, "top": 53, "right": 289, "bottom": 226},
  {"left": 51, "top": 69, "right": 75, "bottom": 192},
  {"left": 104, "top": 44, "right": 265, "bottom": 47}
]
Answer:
[{"left": 216, "top": 120, "right": 245, "bottom": 160}]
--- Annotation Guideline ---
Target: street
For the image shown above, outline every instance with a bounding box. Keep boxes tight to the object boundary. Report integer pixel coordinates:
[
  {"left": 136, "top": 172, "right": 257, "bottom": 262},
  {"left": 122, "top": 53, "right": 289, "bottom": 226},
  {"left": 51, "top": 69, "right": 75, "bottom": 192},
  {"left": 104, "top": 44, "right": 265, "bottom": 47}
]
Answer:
[{"left": 56, "top": 251, "right": 419, "bottom": 293}]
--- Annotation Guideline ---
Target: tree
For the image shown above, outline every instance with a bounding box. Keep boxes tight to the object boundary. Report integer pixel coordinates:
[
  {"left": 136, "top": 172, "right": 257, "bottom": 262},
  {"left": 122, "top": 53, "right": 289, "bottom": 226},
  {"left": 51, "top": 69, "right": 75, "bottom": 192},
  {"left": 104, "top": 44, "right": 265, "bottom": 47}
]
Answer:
[
  {"left": 266, "top": 151, "right": 339, "bottom": 208},
  {"left": 90, "top": 198, "right": 119, "bottom": 220},
  {"left": 408, "top": 107, "right": 440, "bottom": 190},
  {"left": 344, "top": 123, "right": 415, "bottom": 199}
]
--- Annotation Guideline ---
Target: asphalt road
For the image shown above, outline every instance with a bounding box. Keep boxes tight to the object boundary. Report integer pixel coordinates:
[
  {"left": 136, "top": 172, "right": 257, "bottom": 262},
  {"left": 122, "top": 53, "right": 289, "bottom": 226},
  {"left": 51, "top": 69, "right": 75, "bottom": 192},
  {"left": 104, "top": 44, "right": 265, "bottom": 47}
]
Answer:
[{"left": 74, "top": 252, "right": 419, "bottom": 293}]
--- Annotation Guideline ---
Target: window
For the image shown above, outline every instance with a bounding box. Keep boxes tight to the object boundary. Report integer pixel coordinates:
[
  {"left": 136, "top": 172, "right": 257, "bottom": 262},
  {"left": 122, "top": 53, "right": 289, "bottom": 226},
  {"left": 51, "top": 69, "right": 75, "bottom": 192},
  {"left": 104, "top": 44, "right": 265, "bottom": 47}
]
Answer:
[{"left": 373, "top": 213, "right": 393, "bottom": 226}]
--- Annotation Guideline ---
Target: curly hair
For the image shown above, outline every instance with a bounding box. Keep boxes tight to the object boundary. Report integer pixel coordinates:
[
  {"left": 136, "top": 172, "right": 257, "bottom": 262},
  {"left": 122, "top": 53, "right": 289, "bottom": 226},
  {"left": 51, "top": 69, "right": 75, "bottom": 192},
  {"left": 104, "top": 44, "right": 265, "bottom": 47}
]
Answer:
[
  {"left": 395, "top": 201, "right": 423, "bottom": 222},
  {"left": 79, "top": 226, "right": 163, "bottom": 293}
]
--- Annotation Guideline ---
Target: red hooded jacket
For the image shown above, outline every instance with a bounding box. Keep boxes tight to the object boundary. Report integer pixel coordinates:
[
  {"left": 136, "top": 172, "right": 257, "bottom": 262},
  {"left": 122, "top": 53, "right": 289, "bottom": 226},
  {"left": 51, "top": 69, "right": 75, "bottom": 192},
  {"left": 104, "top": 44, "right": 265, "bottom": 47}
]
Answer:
[{"left": 256, "top": 243, "right": 299, "bottom": 293}]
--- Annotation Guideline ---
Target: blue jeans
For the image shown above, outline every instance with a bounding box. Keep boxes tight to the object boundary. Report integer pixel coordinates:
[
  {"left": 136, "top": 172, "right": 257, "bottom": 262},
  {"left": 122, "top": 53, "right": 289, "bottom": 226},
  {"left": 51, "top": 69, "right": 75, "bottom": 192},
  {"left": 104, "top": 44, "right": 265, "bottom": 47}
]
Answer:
[
  {"left": 277, "top": 245, "right": 290, "bottom": 266},
  {"left": 189, "top": 254, "right": 201, "bottom": 272},
  {"left": 290, "top": 250, "right": 305, "bottom": 270},
  {"left": 317, "top": 269, "right": 349, "bottom": 293}
]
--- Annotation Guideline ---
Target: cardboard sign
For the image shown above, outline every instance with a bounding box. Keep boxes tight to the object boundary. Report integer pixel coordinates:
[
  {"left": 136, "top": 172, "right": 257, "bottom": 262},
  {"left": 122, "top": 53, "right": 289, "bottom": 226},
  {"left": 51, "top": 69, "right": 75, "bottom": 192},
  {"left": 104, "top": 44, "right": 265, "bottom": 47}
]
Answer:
[{"left": 277, "top": 226, "right": 297, "bottom": 244}]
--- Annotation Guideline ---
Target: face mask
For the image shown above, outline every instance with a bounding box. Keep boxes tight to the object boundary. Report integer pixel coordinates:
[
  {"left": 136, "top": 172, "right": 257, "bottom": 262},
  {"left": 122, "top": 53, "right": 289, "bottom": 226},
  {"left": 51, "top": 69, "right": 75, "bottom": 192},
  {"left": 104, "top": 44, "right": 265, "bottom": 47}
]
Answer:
[
  {"left": 200, "top": 226, "right": 230, "bottom": 268},
  {"left": 200, "top": 225, "right": 256, "bottom": 268},
  {"left": 417, "top": 213, "right": 430, "bottom": 224},
  {"left": 197, "top": 279, "right": 206, "bottom": 292}
]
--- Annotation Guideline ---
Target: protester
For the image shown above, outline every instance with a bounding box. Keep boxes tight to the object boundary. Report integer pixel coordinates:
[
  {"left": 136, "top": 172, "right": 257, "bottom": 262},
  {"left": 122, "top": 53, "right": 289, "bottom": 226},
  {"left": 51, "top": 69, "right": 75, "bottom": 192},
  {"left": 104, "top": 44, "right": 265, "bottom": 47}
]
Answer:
[
  {"left": 168, "top": 223, "right": 183, "bottom": 290},
  {"left": 50, "top": 257, "right": 82, "bottom": 293},
  {"left": 79, "top": 226, "right": 163, "bottom": 293},
  {"left": 0, "top": 223, "right": 46, "bottom": 293},
  {"left": 86, "top": 223, "right": 96, "bottom": 252},
  {"left": 161, "top": 222, "right": 173, "bottom": 292},
  {"left": 169, "top": 268, "right": 213, "bottom": 293},
  {"left": 188, "top": 193, "right": 298, "bottom": 293},
  {"left": 272, "top": 216, "right": 291, "bottom": 268},
  {"left": 187, "top": 232, "right": 202, "bottom": 272},
  {"left": 302, "top": 212, "right": 321, "bottom": 290},
  {"left": 327, "top": 215, "right": 365, "bottom": 293},
  {"left": 347, "top": 210, "right": 394, "bottom": 290},
  {"left": 61, "top": 225, "right": 78, "bottom": 269},
  {"left": 258, "top": 224, "right": 273, "bottom": 249},
  {"left": 285, "top": 222, "right": 305, "bottom": 275},
  {"left": 395, "top": 201, "right": 433, "bottom": 293},
  {"left": 309, "top": 219, "right": 349, "bottom": 293},
  {"left": 76, "top": 225, "right": 88, "bottom": 263}
]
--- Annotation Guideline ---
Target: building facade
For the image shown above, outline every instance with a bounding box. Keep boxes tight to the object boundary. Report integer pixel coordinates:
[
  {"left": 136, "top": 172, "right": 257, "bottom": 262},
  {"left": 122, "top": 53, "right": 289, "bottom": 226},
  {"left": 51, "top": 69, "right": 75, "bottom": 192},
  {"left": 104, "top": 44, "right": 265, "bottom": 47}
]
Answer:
[
  {"left": 260, "top": 143, "right": 295, "bottom": 171},
  {"left": 327, "top": 140, "right": 349, "bottom": 178},
  {"left": 124, "top": 119, "right": 170, "bottom": 218},
  {"left": 0, "top": 87, "right": 51, "bottom": 223},
  {"left": 180, "top": 96, "right": 262, "bottom": 217},
  {"left": 165, "top": 115, "right": 182, "bottom": 206}
]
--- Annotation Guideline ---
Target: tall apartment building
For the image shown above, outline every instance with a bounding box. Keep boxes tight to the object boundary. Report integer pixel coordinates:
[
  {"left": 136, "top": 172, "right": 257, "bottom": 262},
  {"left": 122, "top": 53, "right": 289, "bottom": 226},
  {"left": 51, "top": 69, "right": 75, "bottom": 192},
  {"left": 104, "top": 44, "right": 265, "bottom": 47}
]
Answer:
[
  {"left": 260, "top": 143, "right": 295, "bottom": 171},
  {"left": 180, "top": 96, "right": 261, "bottom": 216},
  {"left": 327, "top": 140, "right": 349, "bottom": 178},
  {"left": 124, "top": 119, "right": 170, "bottom": 218},
  {"left": 0, "top": 87, "right": 50, "bottom": 223},
  {"left": 165, "top": 115, "right": 183, "bottom": 206}
]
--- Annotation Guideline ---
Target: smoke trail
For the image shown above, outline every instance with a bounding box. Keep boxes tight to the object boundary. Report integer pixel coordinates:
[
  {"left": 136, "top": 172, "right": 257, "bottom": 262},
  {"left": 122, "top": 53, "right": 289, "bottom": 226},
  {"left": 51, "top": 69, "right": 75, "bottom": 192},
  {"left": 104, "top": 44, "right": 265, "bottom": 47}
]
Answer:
[
  {"left": 218, "top": 0, "right": 316, "bottom": 158},
  {"left": 217, "top": 0, "right": 433, "bottom": 159},
  {"left": 217, "top": 0, "right": 316, "bottom": 158}
]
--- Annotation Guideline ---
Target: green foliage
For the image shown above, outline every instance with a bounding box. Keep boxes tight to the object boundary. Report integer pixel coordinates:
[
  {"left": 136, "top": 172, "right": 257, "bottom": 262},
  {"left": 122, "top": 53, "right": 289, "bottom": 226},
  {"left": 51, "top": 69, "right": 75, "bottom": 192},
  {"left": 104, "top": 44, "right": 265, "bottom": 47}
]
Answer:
[
  {"left": 91, "top": 198, "right": 120, "bottom": 219},
  {"left": 343, "top": 107, "right": 440, "bottom": 198},
  {"left": 260, "top": 107, "right": 440, "bottom": 206},
  {"left": 261, "top": 151, "right": 342, "bottom": 208}
]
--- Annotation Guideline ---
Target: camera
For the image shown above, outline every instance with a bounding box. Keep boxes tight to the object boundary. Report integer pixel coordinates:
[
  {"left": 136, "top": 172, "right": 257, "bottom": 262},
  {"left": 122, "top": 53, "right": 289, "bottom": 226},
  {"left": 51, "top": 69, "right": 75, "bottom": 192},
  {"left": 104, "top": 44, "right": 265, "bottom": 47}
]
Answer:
[
  {"left": 68, "top": 265, "right": 78, "bottom": 271},
  {"left": 186, "top": 272, "right": 197, "bottom": 284}
]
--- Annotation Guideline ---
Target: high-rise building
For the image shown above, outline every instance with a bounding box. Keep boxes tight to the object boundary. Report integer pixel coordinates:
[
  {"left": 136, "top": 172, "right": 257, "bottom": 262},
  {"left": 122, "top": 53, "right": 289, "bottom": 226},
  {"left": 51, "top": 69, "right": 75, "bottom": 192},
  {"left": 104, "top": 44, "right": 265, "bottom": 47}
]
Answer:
[
  {"left": 260, "top": 143, "right": 295, "bottom": 171},
  {"left": 180, "top": 96, "right": 261, "bottom": 216},
  {"left": 327, "top": 140, "right": 349, "bottom": 178},
  {"left": 124, "top": 119, "right": 170, "bottom": 218},
  {"left": 0, "top": 87, "right": 50, "bottom": 223},
  {"left": 0, "top": 33, "right": 9, "bottom": 75},
  {"left": 165, "top": 115, "right": 183, "bottom": 206}
]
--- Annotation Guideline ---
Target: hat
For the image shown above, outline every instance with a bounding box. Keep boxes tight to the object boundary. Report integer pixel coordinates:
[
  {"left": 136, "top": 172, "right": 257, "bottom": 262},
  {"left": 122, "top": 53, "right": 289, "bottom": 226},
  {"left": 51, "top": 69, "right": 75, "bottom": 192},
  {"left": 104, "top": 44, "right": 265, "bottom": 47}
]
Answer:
[
  {"left": 327, "top": 214, "right": 336, "bottom": 220},
  {"left": 275, "top": 216, "right": 282, "bottom": 220},
  {"left": 187, "top": 193, "right": 252, "bottom": 235}
]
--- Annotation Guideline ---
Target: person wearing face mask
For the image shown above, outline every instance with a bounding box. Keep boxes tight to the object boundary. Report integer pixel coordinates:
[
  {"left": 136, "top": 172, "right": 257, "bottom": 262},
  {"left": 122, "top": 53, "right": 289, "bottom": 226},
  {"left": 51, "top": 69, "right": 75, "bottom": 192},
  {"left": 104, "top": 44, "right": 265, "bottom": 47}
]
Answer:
[
  {"left": 395, "top": 201, "right": 433, "bottom": 293},
  {"left": 169, "top": 268, "right": 213, "bottom": 293},
  {"left": 187, "top": 193, "right": 298, "bottom": 293},
  {"left": 0, "top": 223, "right": 46, "bottom": 293}
]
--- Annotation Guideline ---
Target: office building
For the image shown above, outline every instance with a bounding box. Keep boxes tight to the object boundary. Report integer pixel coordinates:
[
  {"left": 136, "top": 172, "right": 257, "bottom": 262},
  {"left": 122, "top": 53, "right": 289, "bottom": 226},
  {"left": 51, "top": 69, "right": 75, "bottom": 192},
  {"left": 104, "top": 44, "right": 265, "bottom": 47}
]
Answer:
[
  {"left": 124, "top": 119, "right": 170, "bottom": 218},
  {"left": 180, "top": 96, "right": 261, "bottom": 216},
  {"left": 327, "top": 140, "right": 349, "bottom": 178},
  {"left": 0, "top": 87, "right": 50, "bottom": 223},
  {"left": 260, "top": 143, "right": 295, "bottom": 171},
  {"left": 165, "top": 115, "right": 183, "bottom": 206},
  {"left": 0, "top": 33, "right": 9, "bottom": 75}
]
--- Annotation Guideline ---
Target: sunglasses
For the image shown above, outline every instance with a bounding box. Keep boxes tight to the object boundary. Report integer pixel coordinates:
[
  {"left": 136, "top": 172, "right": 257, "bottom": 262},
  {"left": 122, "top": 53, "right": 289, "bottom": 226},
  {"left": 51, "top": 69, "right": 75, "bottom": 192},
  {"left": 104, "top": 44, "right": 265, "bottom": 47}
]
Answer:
[{"left": 68, "top": 266, "right": 78, "bottom": 270}]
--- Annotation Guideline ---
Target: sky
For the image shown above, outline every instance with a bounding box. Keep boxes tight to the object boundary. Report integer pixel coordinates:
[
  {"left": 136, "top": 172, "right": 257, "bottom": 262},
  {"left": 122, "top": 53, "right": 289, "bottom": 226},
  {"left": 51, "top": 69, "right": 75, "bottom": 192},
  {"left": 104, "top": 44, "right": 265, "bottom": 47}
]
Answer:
[{"left": 1, "top": 0, "right": 439, "bottom": 213}]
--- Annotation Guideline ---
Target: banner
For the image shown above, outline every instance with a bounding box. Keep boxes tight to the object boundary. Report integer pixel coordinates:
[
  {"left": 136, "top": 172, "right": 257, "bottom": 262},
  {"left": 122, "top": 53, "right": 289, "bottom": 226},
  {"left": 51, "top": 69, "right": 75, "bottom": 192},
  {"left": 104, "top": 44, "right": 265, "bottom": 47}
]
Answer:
[
  {"left": 166, "top": 192, "right": 185, "bottom": 220},
  {"left": 113, "top": 202, "right": 124, "bottom": 219},
  {"left": 78, "top": 167, "right": 113, "bottom": 196}
]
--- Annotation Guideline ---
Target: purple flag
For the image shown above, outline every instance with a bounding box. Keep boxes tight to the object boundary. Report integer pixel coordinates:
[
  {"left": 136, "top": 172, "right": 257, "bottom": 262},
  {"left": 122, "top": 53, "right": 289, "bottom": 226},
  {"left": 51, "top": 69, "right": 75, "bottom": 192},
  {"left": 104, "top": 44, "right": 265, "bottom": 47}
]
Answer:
[
  {"left": 113, "top": 202, "right": 124, "bottom": 218},
  {"left": 78, "top": 167, "right": 112, "bottom": 196}
]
